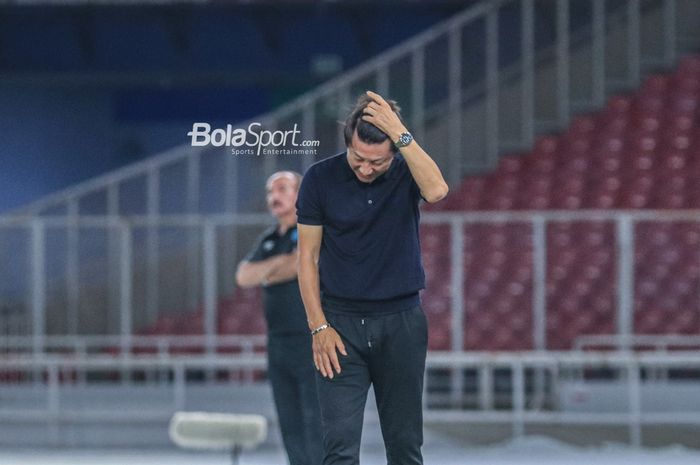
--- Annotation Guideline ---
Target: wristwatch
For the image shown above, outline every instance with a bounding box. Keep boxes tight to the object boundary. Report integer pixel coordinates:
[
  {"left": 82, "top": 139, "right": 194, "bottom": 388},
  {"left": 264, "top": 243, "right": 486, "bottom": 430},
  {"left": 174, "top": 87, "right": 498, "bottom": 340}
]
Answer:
[{"left": 394, "top": 132, "right": 413, "bottom": 148}]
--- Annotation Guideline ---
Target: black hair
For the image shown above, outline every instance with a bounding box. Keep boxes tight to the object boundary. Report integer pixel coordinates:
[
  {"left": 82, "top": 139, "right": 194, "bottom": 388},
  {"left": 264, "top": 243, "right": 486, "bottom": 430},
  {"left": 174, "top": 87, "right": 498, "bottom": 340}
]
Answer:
[{"left": 343, "top": 93, "right": 405, "bottom": 154}]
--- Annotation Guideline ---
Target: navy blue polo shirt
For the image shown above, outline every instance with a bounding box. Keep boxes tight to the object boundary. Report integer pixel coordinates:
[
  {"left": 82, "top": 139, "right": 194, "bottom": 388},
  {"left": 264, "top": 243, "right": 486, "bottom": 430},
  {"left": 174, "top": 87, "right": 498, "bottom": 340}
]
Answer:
[
  {"left": 244, "top": 225, "right": 308, "bottom": 336},
  {"left": 296, "top": 152, "right": 425, "bottom": 314}
]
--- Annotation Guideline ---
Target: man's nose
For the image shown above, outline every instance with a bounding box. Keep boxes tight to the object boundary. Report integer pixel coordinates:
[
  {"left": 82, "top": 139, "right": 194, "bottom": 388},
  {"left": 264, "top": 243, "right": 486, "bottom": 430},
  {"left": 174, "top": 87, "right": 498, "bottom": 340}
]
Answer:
[{"left": 360, "top": 165, "right": 373, "bottom": 176}]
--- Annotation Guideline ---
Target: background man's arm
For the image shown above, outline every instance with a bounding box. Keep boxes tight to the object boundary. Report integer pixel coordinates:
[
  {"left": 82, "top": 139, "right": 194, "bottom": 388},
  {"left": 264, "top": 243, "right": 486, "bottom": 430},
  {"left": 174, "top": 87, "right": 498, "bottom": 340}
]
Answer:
[
  {"left": 235, "top": 253, "right": 296, "bottom": 288},
  {"left": 264, "top": 250, "right": 298, "bottom": 284}
]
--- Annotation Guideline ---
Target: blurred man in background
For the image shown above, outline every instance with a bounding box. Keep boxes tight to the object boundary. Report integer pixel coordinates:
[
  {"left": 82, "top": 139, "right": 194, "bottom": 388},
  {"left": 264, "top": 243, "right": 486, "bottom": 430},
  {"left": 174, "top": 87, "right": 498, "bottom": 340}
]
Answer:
[{"left": 236, "top": 171, "right": 323, "bottom": 465}]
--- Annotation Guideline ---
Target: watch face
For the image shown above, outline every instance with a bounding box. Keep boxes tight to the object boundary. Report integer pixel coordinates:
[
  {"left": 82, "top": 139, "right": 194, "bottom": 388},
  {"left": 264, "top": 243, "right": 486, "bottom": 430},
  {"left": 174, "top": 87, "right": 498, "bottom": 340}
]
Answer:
[{"left": 399, "top": 133, "right": 412, "bottom": 145}]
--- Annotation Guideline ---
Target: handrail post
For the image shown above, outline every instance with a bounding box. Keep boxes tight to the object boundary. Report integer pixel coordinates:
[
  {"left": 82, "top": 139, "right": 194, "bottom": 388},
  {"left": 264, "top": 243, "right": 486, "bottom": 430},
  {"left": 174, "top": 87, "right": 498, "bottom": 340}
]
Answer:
[
  {"left": 512, "top": 359, "right": 525, "bottom": 438},
  {"left": 337, "top": 87, "right": 351, "bottom": 153},
  {"left": 302, "top": 101, "right": 316, "bottom": 172},
  {"left": 532, "top": 216, "right": 547, "bottom": 351},
  {"left": 31, "top": 220, "right": 46, "bottom": 358},
  {"left": 262, "top": 119, "right": 277, "bottom": 178},
  {"left": 223, "top": 151, "right": 238, "bottom": 295},
  {"left": 107, "top": 183, "right": 120, "bottom": 336},
  {"left": 203, "top": 221, "right": 218, "bottom": 356},
  {"left": 592, "top": 0, "right": 607, "bottom": 107},
  {"left": 485, "top": 6, "right": 500, "bottom": 167},
  {"left": 627, "top": 0, "right": 641, "bottom": 87},
  {"left": 448, "top": 24, "right": 463, "bottom": 186},
  {"left": 450, "top": 217, "right": 465, "bottom": 407},
  {"left": 663, "top": 0, "right": 677, "bottom": 67},
  {"left": 627, "top": 358, "right": 642, "bottom": 446},
  {"left": 146, "top": 168, "right": 160, "bottom": 324},
  {"left": 119, "top": 222, "right": 133, "bottom": 358},
  {"left": 47, "top": 363, "right": 60, "bottom": 446},
  {"left": 521, "top": 0, "right": 535, "bottom": 147},
  {"left": 479, "top": 364, "right": 494, "bottom": 410},
  {"left": 174, "top": 363, "right": 186, "bottom": 411},
  {"left": 411, "top": 46, "right": 426, "bottom": 143},
  {"left": 66, "top": 200, "right": 80, "bottom": 336},
  {"left": 187, "top": 153, "right": 201, "bottom": 309},
  {"left": 616, "top": 216, "right": 635, "bottom": 343},
  {"left": 376, "top": 64, "right": 390, "bottom": 96},
  {"left": 556, "top": 0, "right": 571, "bottom": 128}
]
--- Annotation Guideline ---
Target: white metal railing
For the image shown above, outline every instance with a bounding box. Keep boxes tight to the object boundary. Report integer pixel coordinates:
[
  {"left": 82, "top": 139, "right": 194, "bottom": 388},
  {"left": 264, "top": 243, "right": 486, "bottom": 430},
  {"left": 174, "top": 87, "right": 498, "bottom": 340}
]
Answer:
[
  {"left": 1, "top": 334, "right": 266, "bottom": 357},
  {"left": 424, "top": 350, "right": 700, "bottom": 447},
  {"left": 575, "top": 334, "right": 700, "bottom": 351},
  {"left": 1, "top": 351, "right": 700, "bottom": 447},
  {"left": 1, "top": 210, "right": 699, "bottom": 360}
]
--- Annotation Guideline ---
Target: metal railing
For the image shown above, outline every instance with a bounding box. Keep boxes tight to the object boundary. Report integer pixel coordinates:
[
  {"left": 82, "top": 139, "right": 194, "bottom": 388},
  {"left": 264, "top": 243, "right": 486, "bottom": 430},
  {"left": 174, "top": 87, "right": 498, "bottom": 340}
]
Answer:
[
  {"left": 2, "top": 209, "right": 699, "bottom": 357},
  {"left": 0, "top": 334, "right": 266, "bottom": 357},
  {"left": 575, "top": 334, "right": 700, "bottom": 351},
  {"left": 2, "top": 351, "right": 700, "bottom": 447},
  {"left": 424, "top": 350, "right": 700, "bottom": 447}
]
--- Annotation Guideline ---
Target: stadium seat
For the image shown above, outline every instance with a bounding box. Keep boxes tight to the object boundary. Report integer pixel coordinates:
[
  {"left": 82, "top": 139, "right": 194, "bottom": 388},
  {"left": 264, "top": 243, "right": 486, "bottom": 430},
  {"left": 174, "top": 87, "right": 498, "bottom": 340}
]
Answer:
[{"left": 434, "top": 55, "right": 700, "bottom": 349}]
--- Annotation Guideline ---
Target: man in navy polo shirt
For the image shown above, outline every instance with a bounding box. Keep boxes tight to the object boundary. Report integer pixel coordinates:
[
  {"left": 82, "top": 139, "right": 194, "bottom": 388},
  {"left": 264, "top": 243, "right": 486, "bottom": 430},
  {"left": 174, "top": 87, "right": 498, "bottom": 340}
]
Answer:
[{"left": 296, "top": 91, "right": 449, "bottom": 465}]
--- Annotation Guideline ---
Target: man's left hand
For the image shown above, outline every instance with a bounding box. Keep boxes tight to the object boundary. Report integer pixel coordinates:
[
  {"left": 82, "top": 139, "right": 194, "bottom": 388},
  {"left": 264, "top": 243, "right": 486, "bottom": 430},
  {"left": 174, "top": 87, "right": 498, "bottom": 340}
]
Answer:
[{"left": 361, "top": 90, "right": 406, "bottom": 143}]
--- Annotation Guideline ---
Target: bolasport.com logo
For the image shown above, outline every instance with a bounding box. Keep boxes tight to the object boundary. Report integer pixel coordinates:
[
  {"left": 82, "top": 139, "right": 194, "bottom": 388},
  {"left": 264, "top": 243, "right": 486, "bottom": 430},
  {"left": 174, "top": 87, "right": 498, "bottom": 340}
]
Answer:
[{"left": 187, "top": 122, "right": 320, "bottom": 156}]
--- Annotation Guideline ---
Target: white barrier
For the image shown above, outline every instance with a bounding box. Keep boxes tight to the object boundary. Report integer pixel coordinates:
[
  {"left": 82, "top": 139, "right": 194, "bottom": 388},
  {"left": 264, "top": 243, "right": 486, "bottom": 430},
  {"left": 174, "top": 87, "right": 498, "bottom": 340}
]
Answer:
[{"left": 169, "top": 411, "right": 267, "bottom": 465}]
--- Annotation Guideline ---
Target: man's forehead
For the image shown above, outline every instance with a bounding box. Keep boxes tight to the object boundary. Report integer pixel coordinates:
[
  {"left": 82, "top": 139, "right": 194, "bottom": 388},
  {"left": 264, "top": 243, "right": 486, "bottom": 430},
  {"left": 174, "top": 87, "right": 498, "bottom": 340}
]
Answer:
[
  {"left": 349, "top": 145, "right": 393, "bottom": 162},
  {"left": 349, "top": 132, "right": 393, "bottom": 161},
  {"left": 266, "top": 172, "right": 297, "bottom": 189}
]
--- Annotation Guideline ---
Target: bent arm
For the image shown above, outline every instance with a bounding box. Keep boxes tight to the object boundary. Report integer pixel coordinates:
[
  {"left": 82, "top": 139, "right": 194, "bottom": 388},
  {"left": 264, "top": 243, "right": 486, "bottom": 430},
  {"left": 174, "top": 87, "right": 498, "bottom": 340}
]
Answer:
[
  {"left": 235, "top": 255, "right": 287, "bottom": 288},
  {"left": 297, "top": 224, "right": 326, "bottom": 330},
  {"left": 264, "top": 251, "right": 298, "bottom": 284},
  {"left": 398, "top": 140, "right": 449, "bottom": 203}
]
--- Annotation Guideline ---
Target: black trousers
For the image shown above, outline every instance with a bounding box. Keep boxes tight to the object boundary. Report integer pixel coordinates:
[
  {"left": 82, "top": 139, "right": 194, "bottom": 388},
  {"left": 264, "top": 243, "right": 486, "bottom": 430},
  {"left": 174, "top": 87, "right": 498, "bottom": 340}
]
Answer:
[
  {"left": 316, "top": 304, "right": 428, "bottom": 465},
  {"left": 268, "top": 333, "right": 324, "bottom": 465}
]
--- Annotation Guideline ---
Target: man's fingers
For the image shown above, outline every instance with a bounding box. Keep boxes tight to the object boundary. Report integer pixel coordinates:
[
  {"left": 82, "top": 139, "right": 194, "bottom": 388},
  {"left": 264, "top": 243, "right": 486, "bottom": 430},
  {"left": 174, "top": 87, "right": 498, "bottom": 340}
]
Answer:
[
  {"left": 313, "top": 330, "right": 346, "bottom": 378},
  {"left": 366, "top": 90, "right": 387, "bottom": 106},
  {"left": 316, "top": 352, "right": 327, "bottom": 377},
  {"left": 330, "top": 351, "right": 341, "bottom": 375},
  {"left": 313, "top": 352, "right": 324, "bottom": 376},
  {"left": 336, "top": 339, "right": 347, "bottom": 356},
  {"left": 321, "top": 352, "right": 334, "bottom": 379}
]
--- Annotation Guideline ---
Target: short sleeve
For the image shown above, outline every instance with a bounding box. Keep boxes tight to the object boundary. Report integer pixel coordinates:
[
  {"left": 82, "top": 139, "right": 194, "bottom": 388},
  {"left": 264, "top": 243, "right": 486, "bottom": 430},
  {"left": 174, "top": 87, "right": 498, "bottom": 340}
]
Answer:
[
  {"left": 243, "top": 231, "right": 269, "bottom": 263},
  {"left": 405, "top": 163, "right": 426, "bottom": 203},
  {"left": 409, "top": 177, "right": 425, "bottom": 203},
  {"left": 296, "top": 167, "right": 324, "bottom": 225}
]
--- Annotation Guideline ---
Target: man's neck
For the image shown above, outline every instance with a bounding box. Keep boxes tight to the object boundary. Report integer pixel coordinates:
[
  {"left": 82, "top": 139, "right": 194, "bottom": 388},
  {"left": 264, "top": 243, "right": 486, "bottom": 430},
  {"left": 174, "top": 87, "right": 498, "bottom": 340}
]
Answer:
[{"left": 277, "top": 214, "right": 297, "bottom": 234}]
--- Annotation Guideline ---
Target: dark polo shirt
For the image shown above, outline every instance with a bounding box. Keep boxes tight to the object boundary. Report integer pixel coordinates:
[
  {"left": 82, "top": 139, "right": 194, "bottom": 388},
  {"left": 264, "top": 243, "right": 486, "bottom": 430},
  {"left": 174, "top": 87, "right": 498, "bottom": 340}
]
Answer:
[
  {"left": 244, "top": 225, "right": 308, "bottom": 335},
  {"left": 296, "top": 152, "right": 425, "bottom": 314}
]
